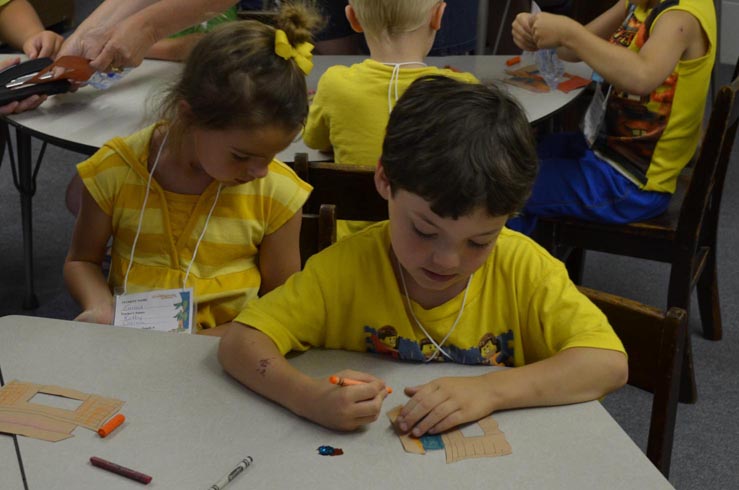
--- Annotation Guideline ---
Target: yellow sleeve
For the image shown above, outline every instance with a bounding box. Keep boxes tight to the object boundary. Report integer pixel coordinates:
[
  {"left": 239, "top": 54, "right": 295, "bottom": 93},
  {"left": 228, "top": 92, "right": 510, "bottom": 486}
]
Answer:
[
  {"left": 76, "top": 144, "right": 131, "bottom": 216},
  {"left": 262, "top": 161, "right": 312, "bottom": 235}
]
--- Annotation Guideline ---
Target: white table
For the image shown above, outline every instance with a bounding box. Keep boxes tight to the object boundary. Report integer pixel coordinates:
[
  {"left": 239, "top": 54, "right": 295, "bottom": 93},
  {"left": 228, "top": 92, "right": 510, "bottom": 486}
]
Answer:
[
  {"left": 0, "top": 315, "right": 672, "bottom": 489},
  {"left": 2, "top": 54, "right": 590, "bottom": 310},
  {"left": 0, "top": 434, "right": 24, "bottom": 490}
]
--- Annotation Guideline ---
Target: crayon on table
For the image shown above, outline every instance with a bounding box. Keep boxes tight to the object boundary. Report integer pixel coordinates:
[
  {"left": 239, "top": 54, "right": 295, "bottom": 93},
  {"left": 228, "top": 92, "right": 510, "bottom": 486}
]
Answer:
[
  {"left": 329, "top": 375, "right": 393, "bottom": 393},
  {"left": 207, "top": 457, "right": 253, "bottom": 490},
  {"left": 98, "top": 413, "right": 125, "bottom": 437},
  {"left": 89, "top": 456, "right": 152, "bottom": 484}
]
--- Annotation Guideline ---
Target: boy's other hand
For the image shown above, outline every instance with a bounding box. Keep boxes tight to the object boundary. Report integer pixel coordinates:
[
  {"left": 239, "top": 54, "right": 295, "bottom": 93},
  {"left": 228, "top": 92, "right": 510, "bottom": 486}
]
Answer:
[
  {"left": 512, "top": 13, "right": 538, "bottom": 52},
  {"left": 302, "top": 369, "right": 389, "bottom": 431},
  {"left": 397, "top": 376, "right": 495, "bottom": 437},
  {"left": 530, "top": 12, "right": 579, "bottom": 50},
  {"left": 23, "top": 30, "right": 64, "bottom": 59}
]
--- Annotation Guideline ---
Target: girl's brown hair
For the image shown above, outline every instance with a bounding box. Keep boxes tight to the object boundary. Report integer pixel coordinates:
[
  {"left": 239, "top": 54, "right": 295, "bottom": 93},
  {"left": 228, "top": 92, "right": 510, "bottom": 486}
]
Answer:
[{"left": 159, "top": 2, "right": 322, "bottom": 148}]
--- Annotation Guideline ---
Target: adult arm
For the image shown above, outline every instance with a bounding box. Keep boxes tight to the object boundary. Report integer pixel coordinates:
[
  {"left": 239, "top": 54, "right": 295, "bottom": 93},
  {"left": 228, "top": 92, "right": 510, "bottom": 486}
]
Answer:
[
  {"left": 63, "top": 186, "right": 116, "bottom": 324},
  {"left": 218, "top": 324, "right": 389, "bottom": 430},
  {"left": 396, "top": 346, "right": 628, "bottom": 436},
  {"left": 58, "top": 0, "right": 237, "bottom": 70}
]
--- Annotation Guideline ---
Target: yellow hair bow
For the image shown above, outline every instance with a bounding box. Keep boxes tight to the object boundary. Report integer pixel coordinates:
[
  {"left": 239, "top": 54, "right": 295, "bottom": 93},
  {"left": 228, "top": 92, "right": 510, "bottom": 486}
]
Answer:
[{"left": 274, "top": 29, "right": 314, "bottom": 75}]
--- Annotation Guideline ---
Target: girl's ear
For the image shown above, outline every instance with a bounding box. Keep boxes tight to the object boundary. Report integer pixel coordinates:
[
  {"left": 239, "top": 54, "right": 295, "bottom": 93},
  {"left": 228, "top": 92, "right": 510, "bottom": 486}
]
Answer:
[
  {"left": 177, "top": 100, "right": 193, "bottom": 120},
  {"left": 374, "top": 161, "right": 391, "bottom": 200},
  {"left": 345, "top": 5, "right": 364, "bottom": 33}
]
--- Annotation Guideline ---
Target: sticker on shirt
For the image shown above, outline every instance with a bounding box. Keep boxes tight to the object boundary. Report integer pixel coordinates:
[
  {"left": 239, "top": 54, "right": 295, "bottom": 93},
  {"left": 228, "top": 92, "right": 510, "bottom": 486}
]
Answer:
[
  {"left": 364, "top": 325, "right": 514, "bottom": 366},
  {"left": 113, "top": 288, "right": 193, "bottom": 334}
]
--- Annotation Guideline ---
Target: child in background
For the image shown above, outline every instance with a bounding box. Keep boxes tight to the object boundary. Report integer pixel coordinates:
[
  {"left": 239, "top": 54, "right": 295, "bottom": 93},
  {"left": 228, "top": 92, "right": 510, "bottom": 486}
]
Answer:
[
  {"left": 303, "top": 0, "right": 478, "bottom": 165},
  {"left": 218, "top": 76, "right": 627, "bottom": 434},
  {"left": 0, "top": 0, "right": 64, "bottom": 113},
  {"left": 64, "top": 4, "right": 321, "bottom": 335},
  {"left": 145, "top": 6, "right": 238, "bottom": 61},
  {"left": 508, "top": 0, "right": 715, "bottom": 234}
]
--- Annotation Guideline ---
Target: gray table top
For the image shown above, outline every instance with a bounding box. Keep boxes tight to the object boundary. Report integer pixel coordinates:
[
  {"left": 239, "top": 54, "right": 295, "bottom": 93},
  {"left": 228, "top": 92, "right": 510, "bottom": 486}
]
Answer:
[
  {"left": 0, "top": 315, "right": 672, "bottom": 489},
  {"left": 0, "top": 434, "right": 23, "bottom": 490},
  {"left": 3, "top": 55, "right": 590, "bottom": 163}
]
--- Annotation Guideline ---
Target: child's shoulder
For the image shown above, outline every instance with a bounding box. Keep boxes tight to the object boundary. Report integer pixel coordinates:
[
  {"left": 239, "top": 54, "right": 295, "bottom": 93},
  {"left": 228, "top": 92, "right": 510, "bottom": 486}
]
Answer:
[
  {"left": 490, "top": 227, "right": 567, "bottom": 278},
  {"left": 307, "top": 221, "right": 390, "bottom": 268}
]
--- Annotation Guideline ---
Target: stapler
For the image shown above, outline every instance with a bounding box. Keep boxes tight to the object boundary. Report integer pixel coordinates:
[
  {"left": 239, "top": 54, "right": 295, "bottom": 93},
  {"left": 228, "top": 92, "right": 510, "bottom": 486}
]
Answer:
[{"left": 0, "top": 56, "right": 94, "bottom": 106}]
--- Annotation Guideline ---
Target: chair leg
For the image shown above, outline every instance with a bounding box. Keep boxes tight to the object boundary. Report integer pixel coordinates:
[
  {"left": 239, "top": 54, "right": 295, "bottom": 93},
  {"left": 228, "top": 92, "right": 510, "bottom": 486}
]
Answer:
[
  {"left": 678, "top": 335, "right": 698, "bottom": 404},
  {"left": 565, "top": 247, "right": 585, "bottom": 285},
  {"left": 697, "top": 252, "right": 722, "bottom": 340}
]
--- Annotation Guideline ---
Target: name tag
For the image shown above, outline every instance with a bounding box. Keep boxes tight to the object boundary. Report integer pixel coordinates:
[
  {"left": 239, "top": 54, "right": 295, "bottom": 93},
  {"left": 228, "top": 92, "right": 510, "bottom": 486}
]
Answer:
[{"left": 114, "top": 288, "right": 194, "bottom": 334}]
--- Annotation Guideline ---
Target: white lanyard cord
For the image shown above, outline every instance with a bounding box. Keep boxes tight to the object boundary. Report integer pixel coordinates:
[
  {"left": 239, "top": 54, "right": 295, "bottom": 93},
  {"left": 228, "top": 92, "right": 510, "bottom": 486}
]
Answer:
[
  {"left": 122, "top": 129, "right": 169, "bottom": 295},
  {"left": 121, "top": 128, "right": 223, "bottom": 294},
  {"left": 397, "top": 262, "right": 473, "bottom": 362},
  {"left": 383, "top": 62, "right": 428, "bottom": 114}
]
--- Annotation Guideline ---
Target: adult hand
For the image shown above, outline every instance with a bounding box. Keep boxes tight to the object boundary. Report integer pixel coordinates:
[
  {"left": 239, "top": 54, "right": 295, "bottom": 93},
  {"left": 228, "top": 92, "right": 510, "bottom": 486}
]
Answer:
[
  {"left": 300, "top": 369, "right": 389, "bottom": 431},
  {"left": 395, "top": 375, "right": 496, "bottom": 437},
  {"left": 0, "top": 57, "right": 47, "bottom": 115},
  {"left": 23, "top": 30, "right": 64, "bottom": 59},
  {"left": 530, "top": 12, "right": 579, "bottom": 50},
  {"left": 512, "top": 13, "right": 538, "bottom": 52},
  {"left": 58, "top": 16, "right": 158, "bottom": 72}
]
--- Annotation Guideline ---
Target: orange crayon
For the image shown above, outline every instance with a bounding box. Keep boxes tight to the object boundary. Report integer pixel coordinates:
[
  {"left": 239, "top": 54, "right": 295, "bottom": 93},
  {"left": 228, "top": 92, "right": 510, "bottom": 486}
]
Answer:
[
  {"left": 98, "top": 413, "right": 126, "bottom": 438},
  {"left": 506, "top": 55, "right": 521, "bottom": 66},
  {"left": 329, "top": 375, "right": 392, "bottom": 394}
]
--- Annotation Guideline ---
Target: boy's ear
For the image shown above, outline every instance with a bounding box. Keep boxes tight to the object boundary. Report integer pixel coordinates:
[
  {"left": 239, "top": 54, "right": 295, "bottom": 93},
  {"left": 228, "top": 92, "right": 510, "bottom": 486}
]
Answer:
[
  {"left": 430, "top": 2, "right": 446, "bottom": 31},
  {"left": 345, "top": 5, "right": 364, "bottom": 33},
  {"left": 374, "top": 161, "right": 391, "bottom": 200}
]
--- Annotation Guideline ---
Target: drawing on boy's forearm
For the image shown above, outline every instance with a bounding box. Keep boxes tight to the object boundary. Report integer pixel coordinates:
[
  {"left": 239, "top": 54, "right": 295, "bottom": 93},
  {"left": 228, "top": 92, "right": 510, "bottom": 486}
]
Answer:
[{"left": 256, "top": 357, "right": 275, "bottom": 377}]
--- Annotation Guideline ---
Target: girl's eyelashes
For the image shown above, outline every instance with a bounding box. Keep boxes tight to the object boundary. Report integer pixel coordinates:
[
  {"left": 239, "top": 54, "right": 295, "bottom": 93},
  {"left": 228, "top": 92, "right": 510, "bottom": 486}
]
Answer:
[{"left": 467, "top": 240, "right": 490, "bottom": 249}]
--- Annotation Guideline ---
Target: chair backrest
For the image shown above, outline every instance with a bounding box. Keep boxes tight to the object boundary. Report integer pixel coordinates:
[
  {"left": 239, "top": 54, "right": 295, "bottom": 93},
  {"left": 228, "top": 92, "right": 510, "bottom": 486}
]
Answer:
[
  {"left": 580, "top": 286, "right": 687, "bottom": 477},
  {"left": 677, "top": 70, "right": 739, "bottom": 246},
  {"left": 299, "top": 204, "right": 336, "bottom": 267},
  {"left": 293, "top": 153, "right": 388, "bottom": 222}
]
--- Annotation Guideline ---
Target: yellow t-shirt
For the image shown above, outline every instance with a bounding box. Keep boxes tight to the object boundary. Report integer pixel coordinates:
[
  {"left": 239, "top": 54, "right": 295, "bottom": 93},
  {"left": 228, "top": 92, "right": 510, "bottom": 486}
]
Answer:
[
  {"left": 304, "top": 59, "right": 479, "bottom": 166},
  {"left": 0, "top": 1, "right": 12, "bottom": 8},
  {"left": 78, "top": 124, "right": 312, "bottom": 331},
  {"left": 235, "top": 223, "right": 625, "bottom": 366},
  {"left": 593, "top": 0, "right": 716, "bottom": 193}
]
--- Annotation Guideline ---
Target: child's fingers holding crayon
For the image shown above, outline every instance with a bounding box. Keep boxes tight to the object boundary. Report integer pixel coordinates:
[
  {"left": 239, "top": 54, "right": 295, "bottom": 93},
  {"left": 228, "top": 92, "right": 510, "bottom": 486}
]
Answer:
[{"left": 329, "top": 374, "right": 393, "bottom": 393}]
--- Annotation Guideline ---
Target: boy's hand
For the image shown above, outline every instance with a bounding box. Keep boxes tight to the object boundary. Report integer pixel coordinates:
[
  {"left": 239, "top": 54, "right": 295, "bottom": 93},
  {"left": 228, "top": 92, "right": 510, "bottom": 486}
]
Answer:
[
  {"left": 23, "top": 30, "right": 64, "bottom": 59},
  {"left": 512, "top": 13, "right": 538, "bottom": 51},
  {"left": 74, "top": 303, "right": 115, "bottom": 325},
  {"left": 396, "top": 376, "right": 495, "bottom": 437},
  {"left": 301, "top": 369, "right": 390, "bottom": 431},
  {"left": 530, "top": 12, "right": 579, "bottom": 50}
]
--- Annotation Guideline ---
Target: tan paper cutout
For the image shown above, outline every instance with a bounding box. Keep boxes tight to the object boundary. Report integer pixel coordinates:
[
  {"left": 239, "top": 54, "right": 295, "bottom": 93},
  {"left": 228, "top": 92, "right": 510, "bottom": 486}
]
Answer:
[
  {"left": 387, "top": 405, "right": 512, "bottom": 463},
  {"left": 0, "top": 380, "right": 124, "bottom": 442}
]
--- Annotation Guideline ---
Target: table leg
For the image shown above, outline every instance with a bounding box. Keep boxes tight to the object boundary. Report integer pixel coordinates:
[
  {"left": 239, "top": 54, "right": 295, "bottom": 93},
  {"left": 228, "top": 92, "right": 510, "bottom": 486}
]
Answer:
[
  {"left": 15, "top": 129, "right": 38, "bottom": 309},
  {"left": 476, "top": 0, "right": 489, "bottom": 54}
]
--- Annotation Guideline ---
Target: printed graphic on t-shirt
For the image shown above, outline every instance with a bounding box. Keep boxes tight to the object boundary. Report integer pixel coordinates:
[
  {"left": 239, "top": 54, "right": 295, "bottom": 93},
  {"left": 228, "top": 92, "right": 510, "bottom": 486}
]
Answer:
[
  {"left": 363, "top": 325, "right": 514, "bottom": 366},
  {"left": 593, "top": 7, "right": 677, "bottom": 182}
]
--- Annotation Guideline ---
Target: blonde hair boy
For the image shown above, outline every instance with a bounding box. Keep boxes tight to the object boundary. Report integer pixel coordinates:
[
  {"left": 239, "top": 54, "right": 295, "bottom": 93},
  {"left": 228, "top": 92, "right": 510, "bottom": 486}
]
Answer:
[{"left": 347, "top": 0, "right": 444, "bottom": 36}]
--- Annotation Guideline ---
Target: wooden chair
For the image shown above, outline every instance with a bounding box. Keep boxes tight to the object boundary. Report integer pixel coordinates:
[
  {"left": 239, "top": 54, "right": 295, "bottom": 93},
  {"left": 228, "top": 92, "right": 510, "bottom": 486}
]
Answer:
[
  {"left": 293, "top": 153, "right": 388, "bottom": 222},
  {"left": 299, "top": 204, "right": 336, "bottom": 267},
  {"left": 581, "top": 286, "right": 687, "bottom": 477},
  {"left": 536, "top": 70, "right": 739, "bottom": 403}
]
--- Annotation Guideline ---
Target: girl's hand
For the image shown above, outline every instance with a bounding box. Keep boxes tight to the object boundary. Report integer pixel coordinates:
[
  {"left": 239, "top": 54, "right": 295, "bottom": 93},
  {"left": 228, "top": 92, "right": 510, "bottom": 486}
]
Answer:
[
  {"left": 75, "top": 302, "right": 115, "bottom": 325},
  {"left": 396, "top": 376, "right": 496, "bottom": 437},
  {"left": 512, "top": 13, "right": 538, "bottom": 52},
  {"left": 530, "top": 12, "right": 579, "bottom": 50},
  {"left": 23, "top": 30, "right": 64, "bottom": 59},
  {"left": 300, "top": 369, "right": 390, "bottom": 431}
]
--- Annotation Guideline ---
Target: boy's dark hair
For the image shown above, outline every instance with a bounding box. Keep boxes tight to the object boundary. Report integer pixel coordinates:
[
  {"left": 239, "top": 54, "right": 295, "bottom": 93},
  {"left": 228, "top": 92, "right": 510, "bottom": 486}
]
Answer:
[
  {"left": 159, "top": 2, "right": 322, "bottom": 151},
  {"left": 380, "top": 75, "right": 538, "bottom": 218}
]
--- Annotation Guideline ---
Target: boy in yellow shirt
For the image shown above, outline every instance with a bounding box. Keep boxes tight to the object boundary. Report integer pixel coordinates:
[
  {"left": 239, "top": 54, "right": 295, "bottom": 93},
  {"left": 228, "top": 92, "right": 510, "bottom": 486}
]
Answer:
[
  {"left": 219, "top": 76, "right": 628, "bottom": 435},
  {"left": 303, "top": 0, "right": 478, "bottom": 166}
]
